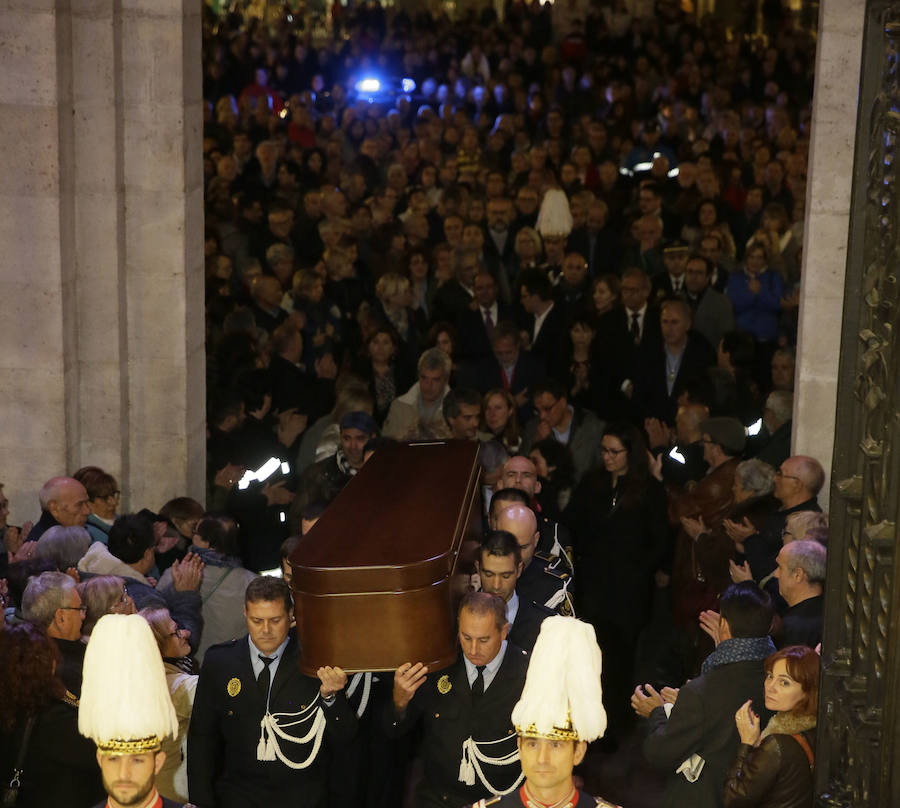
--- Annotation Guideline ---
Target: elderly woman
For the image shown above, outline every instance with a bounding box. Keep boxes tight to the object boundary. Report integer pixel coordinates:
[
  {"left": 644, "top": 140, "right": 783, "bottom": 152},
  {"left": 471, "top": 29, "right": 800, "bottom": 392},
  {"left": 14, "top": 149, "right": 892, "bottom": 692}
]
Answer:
[
  {"left": 141, "top": 607, "right": 199, "bottom": 804},
  {"left": 77, "top": 575, "right": 135, "bottom": 637},
  {"left": 0, "top": 623, "right": 104, "bottom": 807},
  {"left": 727, "top": 241, "right": 784, "bottom": 346},
  {"left": 724, "top": 645, "right": 819, "bottom": 808},
  {"left": 373, "top": 271, "right": 426, "bottom": 363},
  {"left": 73, "top": 466, "right": 119, "bottom": 544},
  {"left": 33, "top": 526, "right": 91, "bottom": 572},
  {"left": 681, "top": 458, "right": 779, "bottom": 597}
]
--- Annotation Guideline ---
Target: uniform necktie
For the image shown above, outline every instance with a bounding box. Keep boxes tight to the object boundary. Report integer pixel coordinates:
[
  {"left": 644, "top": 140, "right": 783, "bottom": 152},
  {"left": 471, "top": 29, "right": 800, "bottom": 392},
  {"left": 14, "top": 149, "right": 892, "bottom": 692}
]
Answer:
[
  {"left": 483, "top": 309, "right": 494, "bottom": 339},
  {"left": 257, "top": 655, "right": 274, "bottom": 700},
  {"left": 630, "top": 312, "right": 641, "bottom": 344},
  {"left": 472, "top": 665, "right": 486, "bottom": 698}
]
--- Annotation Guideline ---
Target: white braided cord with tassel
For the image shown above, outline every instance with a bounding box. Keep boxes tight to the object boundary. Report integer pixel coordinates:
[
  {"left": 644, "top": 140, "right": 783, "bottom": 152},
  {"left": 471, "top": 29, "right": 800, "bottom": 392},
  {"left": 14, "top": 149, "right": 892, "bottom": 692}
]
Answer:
[
  {"left": 346, "top": 672, "right": 372, "bottom": 718},
  {"left": 457, "top": 735, "right": 524, "bottom": 796},
  {"left": 256, "top": 698, "right": 326, "bottom": 769}
]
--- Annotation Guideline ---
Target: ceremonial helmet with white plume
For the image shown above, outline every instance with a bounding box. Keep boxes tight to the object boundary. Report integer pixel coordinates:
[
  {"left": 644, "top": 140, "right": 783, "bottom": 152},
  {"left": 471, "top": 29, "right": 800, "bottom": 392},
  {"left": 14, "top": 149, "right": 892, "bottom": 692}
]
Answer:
[
  {"left": 511, "top": 615, "right": 607, "bottom": 742},
  {"left": 78, "top": 613, "right": 178, "bottom": 754},
  {"left": 535, "top": 188, "right": 573, "bottom": 239}
]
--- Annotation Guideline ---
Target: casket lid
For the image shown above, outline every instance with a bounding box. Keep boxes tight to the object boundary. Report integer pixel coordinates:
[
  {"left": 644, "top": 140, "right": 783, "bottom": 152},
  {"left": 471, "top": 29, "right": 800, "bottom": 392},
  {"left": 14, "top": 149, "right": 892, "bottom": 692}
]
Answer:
[{"left": 290, "top": 441, "right": 481, "bottom": 594}]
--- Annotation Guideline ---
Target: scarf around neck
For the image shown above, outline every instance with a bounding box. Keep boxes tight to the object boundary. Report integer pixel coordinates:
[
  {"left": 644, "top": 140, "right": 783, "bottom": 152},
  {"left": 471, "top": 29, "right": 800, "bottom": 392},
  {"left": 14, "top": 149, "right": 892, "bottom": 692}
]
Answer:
[{"left": 701, "top": 636, "right": 776, "bottom": 675}]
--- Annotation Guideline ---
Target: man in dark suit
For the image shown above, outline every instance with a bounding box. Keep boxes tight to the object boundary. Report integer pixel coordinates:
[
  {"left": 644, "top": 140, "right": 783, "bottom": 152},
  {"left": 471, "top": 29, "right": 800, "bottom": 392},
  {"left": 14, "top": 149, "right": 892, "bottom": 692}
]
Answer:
[
  {"left": 684, "top": 254, "right": 735, "bottom": 353},
  {"left": 188, "top": 577, "right": 357, "bottom": 808},
  {"left": 483, "top": 197, "right": 517, "bottom": 302},
  {"left": 632, "top": 298, "right": 715, "bottom": 424},
  {"left": 594, "top": 267, "right": 662, "bottom": 390},
  {"left": 567, "top": 199, "right": 620, "bottom": 276},
  {"left": 633, "top": 583, "right": 775, "bottom": 808},
  {"left": 519, "top": 268, "right": 566, "bottom": 372},
  {"left": 431, "top": 247, "right": 477, "bottom": 325},
  {"left": 386, "top": 591, "right": 528, "bottom": 808},
  {"left": 476, "top": 530, "right": 554, "bottom": 654},
  {"left": 461, "top": 321, "right": 544, "bottom": 425},
  {"left": 457, "top": 271, "right": 513, "bottom": 364}
]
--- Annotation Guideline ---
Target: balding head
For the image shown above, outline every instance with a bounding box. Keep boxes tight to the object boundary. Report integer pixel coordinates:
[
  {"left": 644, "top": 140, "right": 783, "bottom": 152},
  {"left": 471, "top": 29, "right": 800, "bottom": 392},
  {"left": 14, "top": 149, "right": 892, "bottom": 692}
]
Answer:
[
  {"left": 675, "top": 403, "right": 710, "bottom": 444},
  {"left": 493, "top": 504, "right": 539, "bottom": 568},
  {"left": 500, "top": 456, "right": 541, "bottom": 497},
  {"left": 775, "top": 455, "right": 825, "bottom": 508},
  {"left": 38, "top": 477, "right": 90, "bottom": 527}
]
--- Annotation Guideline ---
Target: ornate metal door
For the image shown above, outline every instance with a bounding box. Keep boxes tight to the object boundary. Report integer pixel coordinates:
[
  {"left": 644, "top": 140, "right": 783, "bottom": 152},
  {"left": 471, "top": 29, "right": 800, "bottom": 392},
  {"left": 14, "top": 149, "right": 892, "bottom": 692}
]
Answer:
[{"left": 819, "top": 4, "right": 900, "bottom": 806}]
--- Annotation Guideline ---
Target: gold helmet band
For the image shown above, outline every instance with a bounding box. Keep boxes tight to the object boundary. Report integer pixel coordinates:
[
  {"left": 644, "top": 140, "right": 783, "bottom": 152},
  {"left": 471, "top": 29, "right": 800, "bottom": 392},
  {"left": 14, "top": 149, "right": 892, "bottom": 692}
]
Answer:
[{"left": 97, "top": 735, "right": 162, "bottom": 755}]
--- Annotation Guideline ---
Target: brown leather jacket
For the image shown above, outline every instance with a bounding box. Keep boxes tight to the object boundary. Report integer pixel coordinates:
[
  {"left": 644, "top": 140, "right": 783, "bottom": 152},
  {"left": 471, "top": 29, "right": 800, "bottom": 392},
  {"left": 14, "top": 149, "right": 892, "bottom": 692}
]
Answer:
[{"left": 723, "top": 728, "right": 816, "bottom": 808}]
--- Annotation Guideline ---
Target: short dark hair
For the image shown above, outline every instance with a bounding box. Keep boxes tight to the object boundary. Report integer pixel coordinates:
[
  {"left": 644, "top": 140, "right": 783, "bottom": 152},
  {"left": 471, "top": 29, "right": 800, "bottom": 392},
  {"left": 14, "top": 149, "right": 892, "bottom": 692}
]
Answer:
[
  {"left": 72, "top": 466, "right": 118, "bottom": 501},
  {"left": 488, "top": 487, "right": 531, "bottom": 521},
  {"left": 195, "top": 513, "right": 240, "bottom": 557},
  {"left": 108, "top": 514, "right": 156, "bottom": 565},
  {"left": 480, "top": 529, "right": 522, "bottom": 565},
  {"left": 280, "top": 535, "right": 301, "bottom": 563},
  {"left": 245, "top": 576, "right": 293, "bottom": 614},
  {"left": 720, "top": 582, "right": 773, "bottom": 639},
  {"left": 443, "top": 388, "right": 482, "bottom": 421},
  {"left": 459, "top": 590, "right": 507, "bottom": 630},
  {"left": 533, "top": 378, "right": 567, "bottom": 402},
  {"left": 519, "top": 268, "right": 553, "bottom": 300}
]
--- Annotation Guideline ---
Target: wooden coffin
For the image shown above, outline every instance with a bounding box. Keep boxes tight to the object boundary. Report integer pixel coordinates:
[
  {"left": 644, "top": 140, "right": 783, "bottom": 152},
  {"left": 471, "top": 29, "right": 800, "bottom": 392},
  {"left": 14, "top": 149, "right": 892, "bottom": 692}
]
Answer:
[{"left": 289, "top": 440, "right": 482, "bottom": 675}]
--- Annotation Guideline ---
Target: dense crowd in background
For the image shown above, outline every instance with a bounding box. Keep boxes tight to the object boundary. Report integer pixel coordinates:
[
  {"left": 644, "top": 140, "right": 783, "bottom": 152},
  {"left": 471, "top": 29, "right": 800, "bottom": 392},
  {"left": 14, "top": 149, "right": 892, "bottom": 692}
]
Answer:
[{"left": 0, "top": 2, "right": 830, "bottom": 807}]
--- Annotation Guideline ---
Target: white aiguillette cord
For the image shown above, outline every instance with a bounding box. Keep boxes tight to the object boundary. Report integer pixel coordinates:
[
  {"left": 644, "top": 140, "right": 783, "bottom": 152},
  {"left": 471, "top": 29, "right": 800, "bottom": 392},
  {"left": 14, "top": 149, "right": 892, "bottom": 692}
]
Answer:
[
  {"left": 346, "top": 671, "right": 372, "bottom": 718},
  {"left": 257, "top": 698, "right": 326, "bottom": 769},
  {"left": 458, "top": 734, "right": 524, "bottom": 795}
]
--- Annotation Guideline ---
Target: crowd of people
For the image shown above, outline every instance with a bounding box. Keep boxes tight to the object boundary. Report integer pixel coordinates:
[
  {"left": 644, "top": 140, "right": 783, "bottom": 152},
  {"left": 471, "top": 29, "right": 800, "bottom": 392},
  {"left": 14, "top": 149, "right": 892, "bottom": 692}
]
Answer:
[{"left": 0, "top": 0, "right": 827, "bottom": 807}]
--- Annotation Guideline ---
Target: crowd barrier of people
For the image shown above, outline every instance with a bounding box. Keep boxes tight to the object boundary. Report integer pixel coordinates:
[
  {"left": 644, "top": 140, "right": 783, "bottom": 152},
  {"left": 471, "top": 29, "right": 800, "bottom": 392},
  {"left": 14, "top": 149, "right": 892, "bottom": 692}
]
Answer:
[{"left": 0, "top": 1, "right": 825, "bottom": 807}]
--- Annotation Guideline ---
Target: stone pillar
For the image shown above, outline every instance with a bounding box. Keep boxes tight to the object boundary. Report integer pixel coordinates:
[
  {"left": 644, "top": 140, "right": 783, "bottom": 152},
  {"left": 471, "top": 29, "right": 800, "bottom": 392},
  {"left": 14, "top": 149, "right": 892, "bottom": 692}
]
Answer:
[
  {"left": 793, "top": 0, "right": 865, "bottom": 508},
  {"left": 0, "top": 0, "right": 204, "bottom": 522}
]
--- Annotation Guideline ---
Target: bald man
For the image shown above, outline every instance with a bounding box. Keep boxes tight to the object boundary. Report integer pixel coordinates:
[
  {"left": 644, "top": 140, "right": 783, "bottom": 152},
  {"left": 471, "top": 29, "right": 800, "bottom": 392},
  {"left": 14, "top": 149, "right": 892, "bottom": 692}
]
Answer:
[
  {"left": 491, "top": 503, "right": 574, "bottom": 615},
  {"left": 735, "top": 455, "right": 824, "bottom": 585},
  {"left": 27, "top": 476, "right": 91, "bottom": 542}
]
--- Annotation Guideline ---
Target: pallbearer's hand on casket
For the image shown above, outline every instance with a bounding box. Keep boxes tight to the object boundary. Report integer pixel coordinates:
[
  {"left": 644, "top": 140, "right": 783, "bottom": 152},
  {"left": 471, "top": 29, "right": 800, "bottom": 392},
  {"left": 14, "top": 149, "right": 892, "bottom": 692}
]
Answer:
[
  {"left": 393, "top": 662, "right": 429, "bottom": 711},
  {"left": 317, "top": 666, "right": 348, "bottom": 698}
]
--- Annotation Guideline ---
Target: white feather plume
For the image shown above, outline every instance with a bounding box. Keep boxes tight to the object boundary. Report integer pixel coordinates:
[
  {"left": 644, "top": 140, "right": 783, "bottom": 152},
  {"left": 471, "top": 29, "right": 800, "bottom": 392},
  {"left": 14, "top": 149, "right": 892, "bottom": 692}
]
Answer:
[
  {"left": 78, "top": 613, "right": 178, "bottom": 744},
  {"left": 535, "top": 189, "right": 573, "bottom": 237},
  {"left": 511, "top": 615, "right": 607, "bottom": 742}
]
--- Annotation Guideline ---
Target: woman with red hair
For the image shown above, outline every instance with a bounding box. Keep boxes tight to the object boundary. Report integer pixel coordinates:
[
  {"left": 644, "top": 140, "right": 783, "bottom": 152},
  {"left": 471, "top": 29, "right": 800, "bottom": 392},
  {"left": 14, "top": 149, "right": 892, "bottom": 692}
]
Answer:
[{"left": 724, "top": 645, "right": 819, "bottom": 807}]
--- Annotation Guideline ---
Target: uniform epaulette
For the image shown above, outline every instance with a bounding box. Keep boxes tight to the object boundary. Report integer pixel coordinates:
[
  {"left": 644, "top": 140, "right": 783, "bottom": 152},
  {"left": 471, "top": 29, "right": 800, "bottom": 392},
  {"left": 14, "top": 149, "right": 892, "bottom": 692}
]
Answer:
[
  {"left": 534, "top": 550, "right": 557, "bottom": 564},
  {"left": 543, "top": 565, "right": 569, "bottom": 581},
  {"left": 207, "top": 637, "right": 240, "bottom": 651}
]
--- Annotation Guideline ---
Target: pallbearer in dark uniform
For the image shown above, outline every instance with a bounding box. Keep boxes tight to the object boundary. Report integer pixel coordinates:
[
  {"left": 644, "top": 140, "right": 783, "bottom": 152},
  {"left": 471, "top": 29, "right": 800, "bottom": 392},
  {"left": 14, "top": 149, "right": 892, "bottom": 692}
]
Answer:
[
  {"left": 187, "top": 577, "right": 356, "bottom": 808},
  {"left": 78, "top": 613, "right": 186, "bottom": 808},
  {"left": 476, "top": 529, "right": 554, "bottom": 654},
  {"left": 385, "top": 591, "right": 529, "bottom": 808},
  {"left": 469, "top": 616, "right": 621, "bottom": 808}
]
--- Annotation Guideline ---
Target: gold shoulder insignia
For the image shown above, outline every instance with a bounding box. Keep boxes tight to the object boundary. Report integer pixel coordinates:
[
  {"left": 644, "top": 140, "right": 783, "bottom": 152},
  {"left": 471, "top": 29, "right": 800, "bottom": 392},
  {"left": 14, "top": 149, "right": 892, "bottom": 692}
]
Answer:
[
  {"left": 227, "top": 677, "right": 241, "bottom": 697},
  {"left": 534, "top": 550, "right": 556, "bottom": 563},
  {"left": 437, "top": 674, "right": 452, "bottom": 694},
  {"left": 543, "top": 566, "right": 569, "bottom": 581}
]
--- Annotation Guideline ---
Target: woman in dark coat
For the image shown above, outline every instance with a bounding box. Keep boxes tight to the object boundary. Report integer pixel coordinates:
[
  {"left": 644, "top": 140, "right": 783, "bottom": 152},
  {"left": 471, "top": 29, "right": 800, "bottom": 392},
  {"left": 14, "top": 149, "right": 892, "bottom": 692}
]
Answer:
[
  {"left": 724, "top": 645, "right": 819, "bottom": 808},
  {"left": 565, "top": 421, "right": 669, "bottom": 741},
  {"left": 0, "top": 623, "right": 104, "bottom": 808}
]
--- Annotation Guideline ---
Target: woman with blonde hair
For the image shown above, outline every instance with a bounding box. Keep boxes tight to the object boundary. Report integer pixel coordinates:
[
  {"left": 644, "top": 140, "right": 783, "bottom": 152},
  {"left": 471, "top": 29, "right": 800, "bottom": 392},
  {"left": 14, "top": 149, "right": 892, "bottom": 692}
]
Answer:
[{"left": 77, "top": 575, "right": 135, "bottom": 637}]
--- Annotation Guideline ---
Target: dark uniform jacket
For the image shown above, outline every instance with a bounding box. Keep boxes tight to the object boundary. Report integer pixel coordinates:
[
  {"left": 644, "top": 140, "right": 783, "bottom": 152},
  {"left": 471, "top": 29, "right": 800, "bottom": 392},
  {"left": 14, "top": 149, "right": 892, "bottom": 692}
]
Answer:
[
  {"left": 488, "top": 785, "right": 620, "bottom": 808},
  {"left": 384, "top": 646, "right": 529, "bottom": 808},
  {"left": 643, "top": 658, "right": 769, "bottom": 808},
  {"left": 508, "top": 598, "right": 554, "bottom": 654},
  {"left": 517, "top": 553, "right": 574, "bottom": 615},
  {"left": 187, "top": 633, "right": 356, "bottom": 808}
]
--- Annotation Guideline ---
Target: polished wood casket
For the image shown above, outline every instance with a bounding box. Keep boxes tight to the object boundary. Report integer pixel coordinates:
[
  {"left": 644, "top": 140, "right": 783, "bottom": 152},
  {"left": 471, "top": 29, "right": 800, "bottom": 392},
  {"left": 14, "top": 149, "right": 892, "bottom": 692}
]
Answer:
[{"left": 289, "top": 440, "right": 482, "bottom": 675}]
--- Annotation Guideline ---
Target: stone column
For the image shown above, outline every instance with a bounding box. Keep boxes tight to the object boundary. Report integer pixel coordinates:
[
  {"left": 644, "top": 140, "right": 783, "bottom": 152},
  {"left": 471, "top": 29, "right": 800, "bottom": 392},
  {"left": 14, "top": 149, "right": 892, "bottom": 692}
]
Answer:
[
  {"left": 793, "top": 0, "right": 865, "bottom": 508},
  {"left": 0, "top": 0, "right": 204, "bottom": 522}
]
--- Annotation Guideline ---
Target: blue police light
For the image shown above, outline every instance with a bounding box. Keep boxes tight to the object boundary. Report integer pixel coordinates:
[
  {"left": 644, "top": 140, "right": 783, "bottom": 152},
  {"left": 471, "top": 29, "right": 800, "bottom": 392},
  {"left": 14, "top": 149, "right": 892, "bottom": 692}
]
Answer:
[
  {"left": 401, "top": 77, "right": 416, "bottom": 93},
  {"left": 355, "top": 77, "right": 381, "bottom": 94}
]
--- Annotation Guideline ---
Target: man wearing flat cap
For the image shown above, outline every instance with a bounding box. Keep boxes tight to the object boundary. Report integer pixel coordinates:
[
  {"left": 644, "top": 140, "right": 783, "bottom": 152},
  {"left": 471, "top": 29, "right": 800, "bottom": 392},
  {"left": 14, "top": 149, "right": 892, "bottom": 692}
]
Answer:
[
  {"left": 665, "top": 416, "right": 747, "bottom": 675},
  {"left": 290, "top": 410, "right": 377, "bottom": 522}
]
